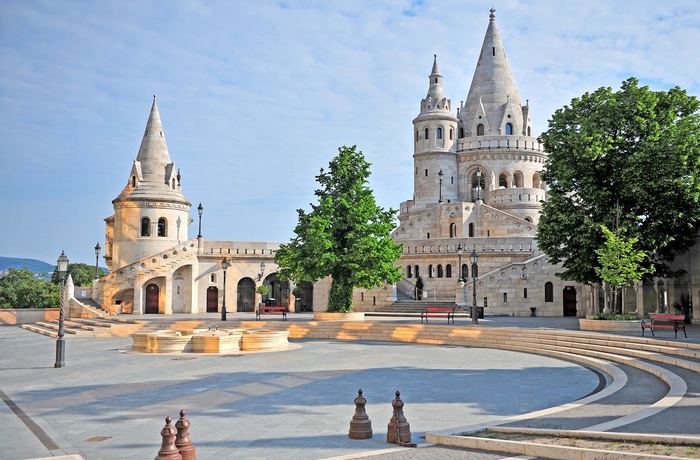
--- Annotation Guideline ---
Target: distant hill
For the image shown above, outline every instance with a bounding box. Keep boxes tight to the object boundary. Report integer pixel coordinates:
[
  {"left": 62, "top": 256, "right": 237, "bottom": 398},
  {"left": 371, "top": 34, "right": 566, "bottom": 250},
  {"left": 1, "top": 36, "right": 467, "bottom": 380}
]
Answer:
[{"left": 0, "top": 256, "right": 54, "bottom": 273}]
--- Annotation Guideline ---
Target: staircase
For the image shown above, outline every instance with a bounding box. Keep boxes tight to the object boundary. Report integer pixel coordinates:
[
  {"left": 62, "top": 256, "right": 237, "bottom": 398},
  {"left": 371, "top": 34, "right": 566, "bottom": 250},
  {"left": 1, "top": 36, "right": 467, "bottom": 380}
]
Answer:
[{"left": 21, "top": 316, "right": 144, "bottom": 338}]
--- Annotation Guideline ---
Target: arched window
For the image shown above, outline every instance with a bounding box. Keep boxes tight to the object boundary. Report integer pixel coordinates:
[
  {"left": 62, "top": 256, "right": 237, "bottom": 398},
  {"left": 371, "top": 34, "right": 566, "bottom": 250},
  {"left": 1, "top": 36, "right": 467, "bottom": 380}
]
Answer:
[
  {"left": 132, "top": 176, "right": 137, "bottom": 187},
  {"left": 407, "top": 266, "right": 412, "bottom": 278},
  {"left": 499, "top": 173, "right": 508, "bottom": 189},
  {"left": 437, "top": 127, "right": 443, "bottom": 139},
  {"left": 459, "top": 127, "right": 464, "bottom": 138},
  {"left": 428, "top": 264, "right": 434, "bottom": 278},
  {"left": 414, "top": 265, "right": 420, "bottom": 278},
  {"left": 527, "top": 126, "right": 531, "bottom": 136},
  {"left": 461, "top": 263, "right": 468, "bottom": 280},
  {"left": 469, "top": 223, "right": 475, "bottom": 237},
  {"left": 141, "top": 217, "right": 150, "bottom": 237},
  {"left": 210, "top": 274, "right": 216, "bottom": 283},
  {"left": 505, "top": 123, "right": 513, "bottom": 135},
  {"left": 471, "top": 263, "right": 479, "bottom": 278},
  {"left": 425, "top": 128, "right": 429, "bottom": 139},
  {"left": 450, "top": 223, "right": 457, "bottom": 238},
  {"left": 157, "top": 218, "right": 167, "bottom": 237},
  {"left": 437, "top": 265, "right": 443, "bottom": 278},
  {"left": 477, "top": 124, "right": 484, "bottom": 136},
  {"left": 545, "top": 282, "right": 554, "bottom": 302},
  {"left": 449, "top": 128, "right": 453, "bottom": 140},
  {"left": 446, "top": 264, "right": 452, "bottom": 278}
]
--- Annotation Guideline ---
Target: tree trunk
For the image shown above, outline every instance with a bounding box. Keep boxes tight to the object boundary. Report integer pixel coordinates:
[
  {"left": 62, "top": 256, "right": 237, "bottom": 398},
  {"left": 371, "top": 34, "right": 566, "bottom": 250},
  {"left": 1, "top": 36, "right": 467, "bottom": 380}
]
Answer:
[{"left": 328, "top": 276, "right": 354, "bottom": 312}]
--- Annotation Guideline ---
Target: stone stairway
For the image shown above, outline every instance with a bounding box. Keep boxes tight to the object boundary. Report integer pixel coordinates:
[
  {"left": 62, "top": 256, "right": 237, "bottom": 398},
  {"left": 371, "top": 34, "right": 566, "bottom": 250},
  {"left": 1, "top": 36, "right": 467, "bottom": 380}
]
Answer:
[{"left": 20, "top": 316, "right": 145, "bottom": 338}]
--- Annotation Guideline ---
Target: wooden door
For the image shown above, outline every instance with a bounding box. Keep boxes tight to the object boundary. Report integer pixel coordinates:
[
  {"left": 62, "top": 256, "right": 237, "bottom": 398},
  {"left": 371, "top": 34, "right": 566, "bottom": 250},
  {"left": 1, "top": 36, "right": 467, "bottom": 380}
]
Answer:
[
  {"left": 563, "top": 287, "right": 577, "bottom": 316},
  {"left": 145, "top": 284, "right": 159, "bottom": 314},
  {"left": 206, "top": 286, "right": 218, "bottom": 313}
]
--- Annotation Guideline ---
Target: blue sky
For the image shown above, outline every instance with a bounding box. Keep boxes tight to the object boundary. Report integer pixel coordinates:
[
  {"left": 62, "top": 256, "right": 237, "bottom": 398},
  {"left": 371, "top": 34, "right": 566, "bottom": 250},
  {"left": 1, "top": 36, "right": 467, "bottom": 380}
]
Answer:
[{"left": 1, "top": 0, "right": 699, "bottom": 267}]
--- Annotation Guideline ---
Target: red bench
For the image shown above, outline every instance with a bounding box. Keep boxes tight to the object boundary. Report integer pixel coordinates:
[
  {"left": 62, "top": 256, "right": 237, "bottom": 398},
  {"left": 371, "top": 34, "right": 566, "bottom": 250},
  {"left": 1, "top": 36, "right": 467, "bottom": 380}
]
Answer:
[
  {"left": 421, "top": 306, "right": 455, "bottom": 325},
  {"left": 256, "top": 306, "right": 287, "bottom": 321},
  {"left": 641, "top": 314, "right": 687, "bottom": 338}
]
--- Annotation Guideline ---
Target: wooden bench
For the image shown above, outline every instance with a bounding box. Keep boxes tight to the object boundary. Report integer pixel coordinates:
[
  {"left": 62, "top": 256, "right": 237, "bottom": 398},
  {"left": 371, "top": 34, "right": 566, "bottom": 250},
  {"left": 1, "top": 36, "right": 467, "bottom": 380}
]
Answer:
[
  {"left": 421, "top": 306, "right": 455, "bottom": 324},
  {"left": 256, "top": 306, "right": 287, "bottom": 321},
  {"left": 641, "top": 314, "right": 687, "bottom": 338}
]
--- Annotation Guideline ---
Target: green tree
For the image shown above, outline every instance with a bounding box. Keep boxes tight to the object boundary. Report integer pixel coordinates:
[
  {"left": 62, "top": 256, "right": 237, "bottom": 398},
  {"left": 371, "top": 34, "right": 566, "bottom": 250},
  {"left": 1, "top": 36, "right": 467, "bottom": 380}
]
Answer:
[
  {"left": 595, "top": 225, "right": 655, "bottom": 313},
  {"left": 538, "top": 78, "right": 700, "bottom": 284},
  {"left": 0, "top": 268, "right": 59, "bottom": 309},
  {"left": 274, "top": 145, "right": 403, "bottom": 312},
  {"left": 51, "top": 263, "right": 106, "bottom": 286}
]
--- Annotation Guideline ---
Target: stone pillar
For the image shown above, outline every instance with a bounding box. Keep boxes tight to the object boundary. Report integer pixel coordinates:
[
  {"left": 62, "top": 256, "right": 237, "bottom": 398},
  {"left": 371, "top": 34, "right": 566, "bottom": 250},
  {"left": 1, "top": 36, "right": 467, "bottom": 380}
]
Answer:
[
  {"left": 389, "top": 285, "right": 398, "bottom": 303},
  {"left": 164, "top": 273, "right": 173, "bottom": 314},
  {"left": 133, "top": 281, "right": 144, "bottom": 315},
  {"left": 456, "top": 280, "right": 467, "bottom": 308},
  {"left": 654, "top": 279, "right": 662, "bottom": 314}
]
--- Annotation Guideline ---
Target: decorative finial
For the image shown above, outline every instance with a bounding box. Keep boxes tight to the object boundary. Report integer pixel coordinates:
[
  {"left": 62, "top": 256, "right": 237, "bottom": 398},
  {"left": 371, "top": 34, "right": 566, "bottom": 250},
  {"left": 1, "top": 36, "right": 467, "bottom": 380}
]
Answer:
[{"left": 489, "top": 8, "right": 496, "bottom": 20}]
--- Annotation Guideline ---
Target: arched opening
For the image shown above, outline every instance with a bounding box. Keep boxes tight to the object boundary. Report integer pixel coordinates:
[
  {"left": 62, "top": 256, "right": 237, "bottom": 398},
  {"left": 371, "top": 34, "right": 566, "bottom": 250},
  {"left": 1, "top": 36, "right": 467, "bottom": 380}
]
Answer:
[
  {"left": 206, "top": 286, "right": 218, "bottom": 313},
  {"left": 449, "top": 223, "right": 457, "bottom": 238},
  {"left": 544, "top": 282, "right": 553, "bottom": 302},
  {"left": 459, "top": 127, "right": 464, "bottom": 138},
  {"left": 437, "top": 127, "right": 443, "bottom": 139},
  {"left": 513, "top": 171, "right": 524, "bottom": 187},
  {"left": 424, "top": 128, "right": 429, "bottom": 139},
  {"left": 477, "top": 124, "right": 484, "bottom": 136},
  {"left": 446, "top": 264, "right": 452, "bottom": 278},
  {"left": 533, "top": 173, "right": 541, "bottom": 189},
  {"left": 499, "top": 172, "right": 508, "bottom": 189},
  {"left": 428, "top": 264, "right": 434, "bottom": 278},
  {"left": 527, "top": 126, "right": 531, "bottom": 136},
  {"left": 505, "top": 123, "right": 513, "bottom": 135},
  {"left": 236, "top": 278, "right": 255, "bottom": 312},
  {"left": 297, "top": 281, "right": 314, "bottom": 312},
  {"left": 449, "top": 128, "right": 453, "bottom": 140},
  {"left": 469, "top": 223, "right": 475, "bottom": 237},
  {"left": 132, "top": 176, "right": 137, "bottom": 187},
  {"left": 461, "top": 264, "right": 469, "bottom": 280},
  {"left": 141, "top": 217, "right": 151, "bottom": 237},
  {"left": 145, "top": 283, "right": 159, "bottom": 314},
  {"left": 414, "top": 265, "right": 420, "bottom": 278},
  {"left": 437, "top": 265, "right": 443, "bottom": 278},
  {"left": 471, "top": 263, "right": 479, "bottom": 278},
  {"left": 262, "top": 273, "right": 290, "bottom": 307},
  {"left": 407, "top": 266, "right": 412, "bottom": 278},
  {"left": 157, "top": 218, "right": 167, "bottom": 237}
]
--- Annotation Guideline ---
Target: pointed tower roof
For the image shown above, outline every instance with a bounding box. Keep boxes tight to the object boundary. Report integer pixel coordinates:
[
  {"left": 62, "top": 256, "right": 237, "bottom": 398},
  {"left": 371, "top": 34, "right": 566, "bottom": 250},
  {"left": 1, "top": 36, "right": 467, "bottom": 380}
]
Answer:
[
  {"left": 462, "top": 9, "right": 524, "bottom": 133},
  {"left": 416, "top": 55, "right": 456, "bottom": 116},
  {"left": 113, "top": 96, "right": 190, "bottom": 207}
]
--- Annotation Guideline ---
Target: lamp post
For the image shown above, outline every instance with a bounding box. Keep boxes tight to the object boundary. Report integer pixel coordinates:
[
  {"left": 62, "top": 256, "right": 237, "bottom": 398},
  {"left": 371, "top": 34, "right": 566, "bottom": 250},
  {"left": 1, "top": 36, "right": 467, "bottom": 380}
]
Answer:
[
  {"left": 258, "top": 261, "right": 266, "bottom": 281},
  {"left": 94, "top": 242, "right": 101, "bottom": 279},
  {"left": 55, "top": 251, "right": 69, "bottom": 368},
  {"left": 221, "top": 258, "right": 230, "bottom": 321},
  {"left": 469, "top": 249, "right": 479, "bottom": 325},
  {"left": 456, "top": 242, "right": 463, "bottom": 282},
  {"left": 438, "top": 169, "right": 444, "bottom": 203},
  {"left": 476, "top": 167, "right": 482, "bottom": 201},
  {"left": 197, "top": 203, "right": 203, "bottom": 238}
]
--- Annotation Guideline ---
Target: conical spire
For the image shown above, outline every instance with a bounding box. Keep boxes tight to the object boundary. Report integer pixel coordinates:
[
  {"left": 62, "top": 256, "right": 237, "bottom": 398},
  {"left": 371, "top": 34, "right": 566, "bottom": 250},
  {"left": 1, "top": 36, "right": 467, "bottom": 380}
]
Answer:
[
  {"left": 419, "top": 55, "right": 451, "bottom": 114},
  {"left": 461, "top": 9, "right": 524, "bottom": 134},
  {"left": 136, "top": 95, "right": 172, "bottom": 183}
]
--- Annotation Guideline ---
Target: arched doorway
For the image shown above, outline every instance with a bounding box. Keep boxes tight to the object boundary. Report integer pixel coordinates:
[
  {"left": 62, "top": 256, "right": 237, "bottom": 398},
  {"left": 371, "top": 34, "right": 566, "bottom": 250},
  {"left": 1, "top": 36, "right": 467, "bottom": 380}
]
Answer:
[
  {"left": 563, "top": 286, "right": 577, "bottom": 316},
  {"left": 206, "top": 286, "right": 218, "bottom": 313},
  {"left": 145, "top": 284, "right": 159, "bottom": 314},
  {"left": 263, "top": 274, "right": 289, "bottom": 307},
  {"left": 297, "top": 281, "right": 314, "bottom": 312},
  {"left": 237, "top": 278, "right": 255, "bottom": 312}
]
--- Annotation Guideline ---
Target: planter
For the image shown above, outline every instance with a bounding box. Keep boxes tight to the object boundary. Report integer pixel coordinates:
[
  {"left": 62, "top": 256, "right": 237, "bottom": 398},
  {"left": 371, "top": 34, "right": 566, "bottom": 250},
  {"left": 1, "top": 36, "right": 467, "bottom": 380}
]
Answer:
[
  {"left": 313, "top": 312, "right": 365, "bottom": 321},
  {"left": 579, "top": 319, "right": 641, "bottom": 332}
]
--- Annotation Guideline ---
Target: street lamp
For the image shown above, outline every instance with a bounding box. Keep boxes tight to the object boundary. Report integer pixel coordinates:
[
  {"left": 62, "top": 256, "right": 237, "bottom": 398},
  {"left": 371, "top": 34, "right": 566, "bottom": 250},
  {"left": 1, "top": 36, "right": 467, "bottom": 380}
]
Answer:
[
  {"left": 197, "top": 203, "right": 203, "bottom": 238},
  {"left": 438, "top": 169, "right": 444, "bottom": 203},
  {"left": 469, "top": 249, "right": 479, "bottom": 325},
  {"left": 257, "top": 261, "right": 266, "bottom": 281},
  {"left": 457, "top": 242, "right": 464, "bottom": 282},
  {"left": 55, "top": 251, "right": 69, "bottom": 368},
  {"left": 94, "top": 242, "right": 101, "bottom": 279},
  {"left": 476, "top": 167, "right": 482, "bottom": 201},
  {"left": 221, "top": 258, "right": 230, "bottom": 321}
]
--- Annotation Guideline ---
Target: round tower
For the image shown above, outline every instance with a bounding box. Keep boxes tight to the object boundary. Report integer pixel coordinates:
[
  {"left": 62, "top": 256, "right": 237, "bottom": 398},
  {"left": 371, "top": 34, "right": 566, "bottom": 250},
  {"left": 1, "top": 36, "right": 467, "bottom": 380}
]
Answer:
[
  {"left": 456, "top": 9, "right": 547, "bottom": 223},
  {"left": 412, "top": 55, "right": 459, "bottom": 208},
  {"left": 105, "top": 97, "right": 192, "bottom": 271}
]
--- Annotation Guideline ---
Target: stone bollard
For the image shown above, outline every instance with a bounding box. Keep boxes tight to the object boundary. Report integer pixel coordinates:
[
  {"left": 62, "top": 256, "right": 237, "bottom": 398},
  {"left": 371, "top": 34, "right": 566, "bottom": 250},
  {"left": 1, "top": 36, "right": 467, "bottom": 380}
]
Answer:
[
  {"left": 175, "top": 409, "right": 197, "bottom": 460},
  {"left": 348, "top": 388, "right": 373, "bottom": 439},
  {"left": 386, "top": 391, "right": 411, "bottom": 445},
  {"left": 155, "top": 416, "right": 183, "bottom": 460}
]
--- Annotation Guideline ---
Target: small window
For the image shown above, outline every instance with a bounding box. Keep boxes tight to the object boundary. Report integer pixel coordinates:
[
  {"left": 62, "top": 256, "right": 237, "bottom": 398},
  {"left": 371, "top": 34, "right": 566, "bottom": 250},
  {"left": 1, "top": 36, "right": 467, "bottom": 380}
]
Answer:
[
  {"left": 132, "top": 176, "right": 137, "bottom": 187},
  {"left": 428, "top": 264, "right": 434, "bottom": 278},
  {"left": 459, "top": 127, "right": 464, "bottom": 138},
  {"left": 425, "top": 169, "right": 428, "bottom": 177},
  {"left": 437, "top": 127, "right": 443, "bottom": 139},
  {"left": 141, "top": 217, "right": 150, "bottom": 236},
  {"left": 461, "top": 264, "right": 468, "bottom": 279},
  {"left": 361, "top": 292, "right": 364, "bottom": 301},
  {"left": 415, "top": 265, "right": 420, "bottom": 278},
  {"left": 437, "top": 265, "right": 443, "bottom": 278},
  {"left": 524, "top": 288, "right": 528, "bottom": 299},
  {"left": 471, "top": 263, "right": 478, "bottom": 278},
  {"left": 505, "top": 123, "right": 513, "bottom": 135},
  {"left": 449, "top": 128, "right": 453, "bottom": 140},
  {"left": 527, "top": 126, "right": 531, "bottom": 136},
  {"left": 503, "top": 293, "right": 508, "bottom": 303},
  {"left": 177, "top": 286, "right": 180, "bottom": 295},
  {"left": 446, "top": 264, "right": 452, "bottom": 278},
  {"left": 157, "top": 218, "right": 167, "bottom": 237},
  {"left": 210, "top": 274, "right": 216, "bottom": 283},
  {"left": 425, "top": 128, "right": 429, "bottom": 139},
  {"left": 545, "top": 282, "right": 554, "bottom": 302},
  {"left": 469, "top": 223, "right": 475, "bottom": 237},
  {"left": 450, "top": 223, "right": 456, "bottom": 238},
  {"left": 477, "top": 124, "right": 484, "bottom": 136},
  {"left": 407, "top": 266, "right": 412, "bottom": 278},
  {"left": 427, "top": 232, "right": 430, "bottom": 239}
]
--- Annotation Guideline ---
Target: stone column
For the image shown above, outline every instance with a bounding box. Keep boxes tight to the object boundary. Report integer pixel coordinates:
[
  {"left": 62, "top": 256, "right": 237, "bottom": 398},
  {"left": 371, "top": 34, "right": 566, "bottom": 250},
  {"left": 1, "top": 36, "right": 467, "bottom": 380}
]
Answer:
[
  {"left": 634, "top": 281, "right": 643, "bottom": 315},
  {"left": 133, "top": 280, "right": 144, "bottom": 314},
  {"left": 164, "top": 273, "right": 173, "bottom": 314},
  {"left": 456, "top": 280, "right": 467, "bottom": 308}
]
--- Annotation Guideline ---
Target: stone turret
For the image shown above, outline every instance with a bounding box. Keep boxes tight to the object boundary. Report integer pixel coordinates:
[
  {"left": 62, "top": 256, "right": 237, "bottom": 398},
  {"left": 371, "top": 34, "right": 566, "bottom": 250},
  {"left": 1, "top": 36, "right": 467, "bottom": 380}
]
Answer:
[
  {"left": 412, "top": 55, "right": 459, "bottom": 207},
  {"left": 105, "top": 97, "right": 192, "bottom": 271}
]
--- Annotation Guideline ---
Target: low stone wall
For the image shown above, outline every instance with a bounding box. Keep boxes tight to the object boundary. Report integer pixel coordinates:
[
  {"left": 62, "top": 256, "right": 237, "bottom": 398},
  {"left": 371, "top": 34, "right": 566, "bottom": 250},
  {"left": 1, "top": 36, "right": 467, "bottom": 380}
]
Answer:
[
  {"left": 579, "top": 319, "right": 641, "bottom": 332},
  {"left": 0, "top": 308, "right": 60, "bottom": 325}
]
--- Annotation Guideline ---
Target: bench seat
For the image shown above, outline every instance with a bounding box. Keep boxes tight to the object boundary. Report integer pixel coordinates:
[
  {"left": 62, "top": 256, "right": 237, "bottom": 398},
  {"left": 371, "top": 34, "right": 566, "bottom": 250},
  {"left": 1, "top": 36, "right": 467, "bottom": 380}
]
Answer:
[
  {"left": 421, "top": 306, "right": 455, "bottom": 325},
  {"left": 256, "top": 306, "right": 287, "bottom": 321},
  {"left": 641, "top": 314, "right": 687, "bottom": 338}
]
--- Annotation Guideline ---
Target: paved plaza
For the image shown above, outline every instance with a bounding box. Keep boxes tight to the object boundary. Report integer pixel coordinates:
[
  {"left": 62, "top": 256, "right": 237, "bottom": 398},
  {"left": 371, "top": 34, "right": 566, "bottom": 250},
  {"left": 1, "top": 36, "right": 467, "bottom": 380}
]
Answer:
[{"left": 1, "top": 315, "right": 699, "bottom": 459}]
